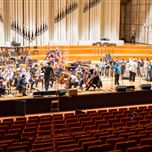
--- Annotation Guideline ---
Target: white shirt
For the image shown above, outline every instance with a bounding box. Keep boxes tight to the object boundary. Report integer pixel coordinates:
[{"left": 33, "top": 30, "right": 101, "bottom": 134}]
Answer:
[
  {"left": 129, "top": 60, "right": 137, "bottom": 73},
  {"left": 70, "top": 75, "right": 78, "bottom": 83}
]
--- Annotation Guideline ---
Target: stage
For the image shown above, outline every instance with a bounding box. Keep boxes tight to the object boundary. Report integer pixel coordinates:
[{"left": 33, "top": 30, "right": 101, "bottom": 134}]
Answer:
[
  {"left": 0, "top": 77, "right": 152, "bottom": 116},
  {"left": 0, "top": 90, "right": 152, "bottom": 117}
]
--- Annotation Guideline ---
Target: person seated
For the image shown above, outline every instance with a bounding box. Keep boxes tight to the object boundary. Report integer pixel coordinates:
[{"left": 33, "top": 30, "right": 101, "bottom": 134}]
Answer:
[
  {"left": 67, "top": 73, "right": 79, "bottom": 89},
  {"left": 0, "top": 79, "right": 6, "bottom": 96},
  {"left": 16, "top": 74, "right": 27, "bottom": 96},
  {"left": 85, "top": 70, "right": 102, "bottom": 90}
]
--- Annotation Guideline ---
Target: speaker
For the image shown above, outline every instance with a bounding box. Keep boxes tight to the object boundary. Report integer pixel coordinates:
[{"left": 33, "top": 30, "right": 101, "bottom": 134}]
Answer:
[
  {"left": 33, "top": 90, "right": 56, "bottom": 96},
  {"left": 126, "top": 85, "right": 135, "bottom": 91},
  {"left": 115, "top": 85, "right": 127, "bottom": 92},
  {"left": 56, "top": 89, "right": 67, "bottom": 96},
  {"left": 140, "top": 84, "right": 151, "bottom": 90}
]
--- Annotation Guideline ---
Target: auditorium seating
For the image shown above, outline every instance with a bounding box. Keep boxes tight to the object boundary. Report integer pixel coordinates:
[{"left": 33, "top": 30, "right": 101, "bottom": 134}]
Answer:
[{"left": 1, "top": 105, "right": 152, "bottom": 151}]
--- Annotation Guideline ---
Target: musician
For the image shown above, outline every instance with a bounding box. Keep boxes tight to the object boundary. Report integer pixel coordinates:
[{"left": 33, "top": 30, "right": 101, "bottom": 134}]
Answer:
[
  {"left": 67, "top": 72, "right": 79, "bottom": 89},
  {"left": 0, "top": 79, "right": 6, "bottom": 96},
  {"left": 16, "top": 74, "right": 27, "bottom": 96},
  {"left": 85, "top": 70, "right": 102, "bottom": 90},
  {"left": 80, "top": 70, "right": 91, "bottom": 90},
  {"left": 129, "top": 59, "right": 137, "bottom": 82},
  {"left": 42, "top": 62, "right": 55, "bottom": 91},
  {"left": 114, "top": 62, "right": 121, "bottom": 85}
]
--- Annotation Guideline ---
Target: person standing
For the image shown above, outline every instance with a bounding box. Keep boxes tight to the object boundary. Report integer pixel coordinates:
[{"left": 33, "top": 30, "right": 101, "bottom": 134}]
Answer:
[
  {"left": 114, "top": 63, "right": 121, "bottom": 85},
  {"left": 129, "top": 59, "right": 137, "bottom": 82},
  {"left": 130, "top": 28, "right": 136, "bottom": 45},
  {"left": 42, "top": 62, "right": 54, "bottom": 91}
]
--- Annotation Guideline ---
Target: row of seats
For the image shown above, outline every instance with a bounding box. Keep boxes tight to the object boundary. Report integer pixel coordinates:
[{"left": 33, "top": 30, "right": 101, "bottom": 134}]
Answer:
[{"left": 0, "top": 105, "right": 152, "bottom": 151}]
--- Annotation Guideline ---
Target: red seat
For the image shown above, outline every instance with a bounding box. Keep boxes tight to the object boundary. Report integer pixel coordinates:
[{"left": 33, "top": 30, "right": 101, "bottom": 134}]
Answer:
[
  {"left": 112, "top": 130, "right": 128, "bottom": 136},
  {"left": 8, "top": 128, "right": 22, "bottom": 134},
  {"left": 129, "top": 127, "right": 144, "bottom": 134},
  {"left": 22, "top": 131, "right": 36, "bottom": 138},
  {"left": 87, "top": 110, "right": 97, "bottom": 114},
  {"left": 139, "top": 106, "right": 147, "bottom": 110},
  {"left": 79, "top": 117, "right": 91, "bottom": 122},
  {"left": 128, "top": 134, "right": 147, "bottom": 143},
  {"left": 69, "top": 127, "right": 83, "bottom": 133},
  {"left": 126, "top": 120, "right": 138, "bottom": 127},
  {"left": 60, "top": 147, "right": 83, "bottom": 152},
  {"left": 82, "top": 140, "right": 103, "bottom": 152},
  {"left": 88, "top": 143, "right": 113, "bottom": 152},
  {"left": 53, "top": 120, "right": 65, "bottom": 125},
  {"left": 94, "top": 119, "right": 107, "bottom": 126},
  {"left": 39, "top": 121, "right": 51, "bottom": 126},
  {"left": 54, "top": 128, "right": 68, "bottom": 134},
  {"left": 32, "top": 142, "right": 53, "bottom": 149},
  {"left": 4, "top": 133, "right": 20, "bottom": 140},
  {"left": 139, "top": 130, "right": 152, "bottom": 137},
  {"left": 30, "top": 147, "right": 53, "bottom": 152},
  {"left": 74, "top": 134, "right": 92, "bottom": 141},
  {"left": 126, "top": 145, "right": 152, "bottom": 152},
  {"left": 92, "top": 131, "right": 111, "bottom": 138},
  {"left": 99, "top": 134, "right": 116, "bottom": 142},
  {"left": 56, "top": 140, "right": 75, "bottom": 147},
  {"left": 78, "top": 137, "right": 96, "bottom": 146},
  {"left": 119, "top": 132, "right": 136, "bottom": 139},
  {"left": 7, "top": 145, "right": 28, "bottom": 152},
  {"left": 54, "top": 124, "right": 66, "bottom": 129},
  {"left": 115, "top": 114, "right": 125, "bottom": 119},
  {"left": 66, "top": 118, "right": 79, "bottom": 124},
  {"left": 55, "top": 136, "right": 72, "bottom": 143},
  {"left": 98, "top": 123, "right": 111, "bottom": 130},
  {"left": 106, "top": 137, "right": 125, "bottom": 148},
  {"left": 16, "top": 117, "right": 26, "bottom": 122},
  {"left": 98, "top": 110, "right": 107, "bottom": 113},
  {"left": 104, "top": 115, "right": 115, "bottom": 120},
  {"left": 112, "top": 111, "right": 122, "bottom": 115},
  {"left": 115, "top": 140, "right": 137, "bottom": 151},
  {"left": 57, "top": 143, "right": 79, "bottom": 152},
  {"left": 24, "top": 127, "right": 37, "bottom": 132},
  {"left": 38, "top": 125, "right": 51, "bottom": 131},
  {"left": 81, "top": 121, "right": 94, "bottom": 129},
  {"left": 140, "top": 138, "right": 152, "bottom": 145},
  {"left": 84, "top": 125, "right": 97, "bottom": 131},
  {"left": 108, "top": 118, "right": 119, "bottom": 124},
  {"left": 112, "top": 122, "right": 125, "bottom": 128},
  {"left": 68, "top": 122, "right": 81, "bottom": 128},
  {"left": 38, "top": 130, "right": 52, "bottom": 136},
  {"left": 109, "top": 109, "right": 117, "bottom": 112},
  {"left": 119, "top": 108, "right": 128, "bottom": 111},
  {"left": 129, "top": 107, "right": 138, "bottom": 111},
  {"left": 139, "top": 119, "right": 150, "bottom": 125}
]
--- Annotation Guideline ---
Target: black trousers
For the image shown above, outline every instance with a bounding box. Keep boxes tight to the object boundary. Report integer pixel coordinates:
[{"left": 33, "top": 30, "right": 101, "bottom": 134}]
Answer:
[
  {"left": 69, "top": 82, "right": 78, "bottom": 88},
  {"left": 115, "top": 74, "right": 120, "bottom": 85},
  {"left": 131, "top": 36, "right": 135, "bottom": 44},
  {"left": 129, "top": 71, "right": 136, "bottom": 82},
  {"left": 44, "top": 76, "right": 50, "bottom": 91}
]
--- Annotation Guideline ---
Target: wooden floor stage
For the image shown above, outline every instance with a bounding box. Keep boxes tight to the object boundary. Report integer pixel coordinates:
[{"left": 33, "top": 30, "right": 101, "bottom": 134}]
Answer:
[{"left": 0, "top": 78, "right": 151, "bottom": 117}]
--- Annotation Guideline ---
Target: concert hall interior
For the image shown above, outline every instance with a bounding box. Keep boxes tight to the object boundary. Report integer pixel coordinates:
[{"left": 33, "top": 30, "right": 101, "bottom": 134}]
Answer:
[{"left": 0, "top": 0, "right": 152, "bottom": 152}]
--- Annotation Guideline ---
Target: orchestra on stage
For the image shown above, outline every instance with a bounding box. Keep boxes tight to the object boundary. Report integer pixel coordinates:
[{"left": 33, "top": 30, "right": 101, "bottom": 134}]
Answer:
[{"left": 0, "top": 47, "right": 152, "bottom": 97}]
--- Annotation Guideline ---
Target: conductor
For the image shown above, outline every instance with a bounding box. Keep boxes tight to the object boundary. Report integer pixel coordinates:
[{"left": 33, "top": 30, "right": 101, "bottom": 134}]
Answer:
[{"left": 42, "top": 62, "right": 55, "bottom": 91}]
